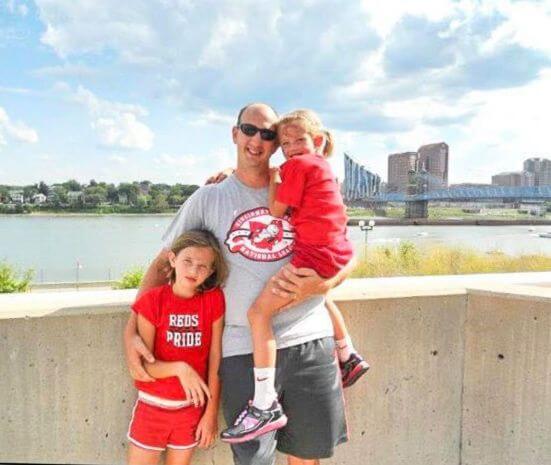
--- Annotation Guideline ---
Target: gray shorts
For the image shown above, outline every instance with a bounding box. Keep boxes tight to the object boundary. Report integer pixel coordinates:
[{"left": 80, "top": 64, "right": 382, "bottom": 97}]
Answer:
[{"left": 219, "top": 337, "right": 348, "bottom": 465}]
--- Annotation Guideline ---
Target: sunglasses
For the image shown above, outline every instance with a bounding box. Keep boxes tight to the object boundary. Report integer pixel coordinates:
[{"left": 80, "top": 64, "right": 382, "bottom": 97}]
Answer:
[{"left": 238, "top": 123, "right": 277, "bottom": 141}]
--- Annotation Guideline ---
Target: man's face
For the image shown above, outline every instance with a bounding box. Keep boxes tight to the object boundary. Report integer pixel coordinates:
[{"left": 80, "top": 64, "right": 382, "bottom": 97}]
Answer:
[{"left": 232, "top": 106, "right": 278, "bottom": 171}]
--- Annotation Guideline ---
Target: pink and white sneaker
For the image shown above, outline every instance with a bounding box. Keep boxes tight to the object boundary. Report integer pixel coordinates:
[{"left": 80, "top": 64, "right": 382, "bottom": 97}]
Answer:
[
  {"left": 340, "top": 353, "right": 370, "bottom": 388},
  {"left": 220, "top": 400, "right": 288, "bottom": 444}
]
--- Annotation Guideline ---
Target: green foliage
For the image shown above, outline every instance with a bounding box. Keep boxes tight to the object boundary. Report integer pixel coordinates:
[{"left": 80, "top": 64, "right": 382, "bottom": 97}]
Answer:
[
  {"left": 115, "top": 267, "right": 145, "bottom": 289},
  {"left": 0, "top": 262, "right": 34, "bottom": 293},
  {"left": 352, "top": 243, "right": 551, "bottom": 278}
]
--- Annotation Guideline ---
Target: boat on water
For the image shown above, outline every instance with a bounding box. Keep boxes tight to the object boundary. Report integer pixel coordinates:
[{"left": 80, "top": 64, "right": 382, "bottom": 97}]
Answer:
[{"left": 539, "top": 231, "right": 551, "bottom": 238}]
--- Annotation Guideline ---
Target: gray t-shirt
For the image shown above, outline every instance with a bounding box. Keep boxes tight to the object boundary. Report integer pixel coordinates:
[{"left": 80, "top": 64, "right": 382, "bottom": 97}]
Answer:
[{"left": 162, "top": 175, "right": 333, "bottom": 357}]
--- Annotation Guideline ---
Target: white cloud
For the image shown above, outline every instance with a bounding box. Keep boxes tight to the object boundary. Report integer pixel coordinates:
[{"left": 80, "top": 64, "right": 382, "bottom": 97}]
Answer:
[
  {"left": 189, "top": 109, "right": 234, "bottom": 126},
  {"left": 0, "top": 86, "right": 32, "bottom": 95},
  {"left": 6, "top": 0, "right": 28, "bottom": 16},
  {"left": 32, "top": 63, "right": 97, "bottom": 78},
  {"left": 156, "top": 154, "right": 197, "bottom": 168},
  {"left": 109, "top": 155, "right": 128, "bottom": 164},
  {"left": 66, "top": 85, "right": 154, "bottom": 150},
  {"left": 0, "top": 106, "right": 39, "bottom": 146},
  {"left": 198, "top": 18, "right": 246, "bottom": 68}
]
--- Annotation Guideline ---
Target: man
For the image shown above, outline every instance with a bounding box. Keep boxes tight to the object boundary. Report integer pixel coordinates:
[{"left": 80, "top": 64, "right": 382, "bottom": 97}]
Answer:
[{"left": 124, "top": 103, "right": 352, "bottom": 465}]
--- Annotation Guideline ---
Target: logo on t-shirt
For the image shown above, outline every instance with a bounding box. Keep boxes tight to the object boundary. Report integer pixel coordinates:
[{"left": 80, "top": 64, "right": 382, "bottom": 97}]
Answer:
[
  {"left": 225, "top": 207, "right": 294, "bottom": 262},
  {"left": 166, "top": 313, "right": 202, "bottom": 348}
]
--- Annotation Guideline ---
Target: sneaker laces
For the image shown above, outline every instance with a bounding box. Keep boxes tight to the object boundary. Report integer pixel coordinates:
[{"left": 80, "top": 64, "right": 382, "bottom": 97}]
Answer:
[{"left": 234, "top": 402, "right": 253, "bottom": 425}]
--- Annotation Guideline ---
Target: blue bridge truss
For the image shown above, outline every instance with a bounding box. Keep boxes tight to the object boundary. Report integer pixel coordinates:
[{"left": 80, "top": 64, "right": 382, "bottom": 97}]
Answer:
[{"left": 368, "top": 185, "right": 551, "bottom": 202}]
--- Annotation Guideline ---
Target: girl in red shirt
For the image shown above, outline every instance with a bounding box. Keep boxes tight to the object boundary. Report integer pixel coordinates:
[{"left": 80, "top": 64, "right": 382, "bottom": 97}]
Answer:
[
  {"left": 127, "top": 230, "right": 227, "bottom": 465},
  {"left": 221, "top": 110, "right": 369, "bottom": 443}
]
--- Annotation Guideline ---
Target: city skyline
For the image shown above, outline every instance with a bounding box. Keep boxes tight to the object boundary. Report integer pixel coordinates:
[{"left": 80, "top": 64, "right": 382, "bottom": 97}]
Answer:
[{"left": 1, "top": 1, "right": 551, "bottom": 186}]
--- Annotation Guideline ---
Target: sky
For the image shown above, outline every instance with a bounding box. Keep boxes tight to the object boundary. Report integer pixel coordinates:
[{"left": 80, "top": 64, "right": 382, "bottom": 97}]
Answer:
[{"left": 1, "top": 0, "right": 550, "bottom": 186}]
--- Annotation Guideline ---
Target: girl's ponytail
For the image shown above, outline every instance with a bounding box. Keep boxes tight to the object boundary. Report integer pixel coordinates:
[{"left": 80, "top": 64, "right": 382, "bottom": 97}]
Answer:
[{"left": 323, "top": 129, "right": 334, "bottom": 158}]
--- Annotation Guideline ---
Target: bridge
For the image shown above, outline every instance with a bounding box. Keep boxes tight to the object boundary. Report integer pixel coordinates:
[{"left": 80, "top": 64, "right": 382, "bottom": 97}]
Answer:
[{"left": 367, "top": 185, "right": 551, "bottom": 202}]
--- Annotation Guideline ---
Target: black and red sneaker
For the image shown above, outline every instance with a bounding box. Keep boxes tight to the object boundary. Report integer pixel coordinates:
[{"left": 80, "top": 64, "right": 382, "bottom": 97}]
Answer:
[
  {"left": 340, "top": 353, "right": 370, "bottom": 388},
  {"left": 220, "top": 400, "right": 288, "bottom": 444}
]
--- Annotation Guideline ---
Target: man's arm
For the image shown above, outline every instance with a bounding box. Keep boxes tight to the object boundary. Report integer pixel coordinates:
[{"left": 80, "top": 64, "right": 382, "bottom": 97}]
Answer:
[
  {"left": 271, "top": 255, "right": 357, "bottom": 305},
  {"left": 123, "top": 248, "right": 172, "bottom": 382}
]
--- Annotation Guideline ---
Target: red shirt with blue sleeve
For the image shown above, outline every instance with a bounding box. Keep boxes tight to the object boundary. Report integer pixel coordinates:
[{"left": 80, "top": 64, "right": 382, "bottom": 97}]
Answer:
[
  {"left": 276, "top": 153, "right": 354, "bottom": 277},
  {"left": 132, "top": 284, "right": 225, "bottom": 401}
]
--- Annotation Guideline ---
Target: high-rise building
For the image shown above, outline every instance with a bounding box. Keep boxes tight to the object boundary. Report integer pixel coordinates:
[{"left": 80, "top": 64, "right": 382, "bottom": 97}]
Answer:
[
  {"left": 417, "top": 142, "right": 449, "bottom": 189},
  {"left": 491, "top": 171, "right": 534, "bottom": 187},
  {"left": 523, "top": 157, "right": 551, "bottom": 186},
  {"left": 387, "top": 152, "right": 417, "bottom": 193}
]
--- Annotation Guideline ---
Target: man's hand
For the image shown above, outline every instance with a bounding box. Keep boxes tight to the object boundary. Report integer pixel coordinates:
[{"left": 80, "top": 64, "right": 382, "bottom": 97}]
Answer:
[
  {"left": 195, "top": 410, "right": 218, "bottom": 448},
  {"left": 176, "top": 362, "right": 211, "bottom": 408},
  {"left": 205, "top": 167, "right": 235, "bottom": 185},
  {"left": 125, "top": 332, "right": 156, "bottom": 382},
  {"left": 271, "top": 263, "right": 329, "bottom": 309}
]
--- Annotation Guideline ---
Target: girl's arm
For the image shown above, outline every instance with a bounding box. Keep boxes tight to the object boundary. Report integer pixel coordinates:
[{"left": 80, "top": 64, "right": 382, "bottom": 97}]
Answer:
[
  {"left": 195, "top": 315, "right": 224, "bottom": 448},
  {"left": 137, "top": 314, "right": 211, "bottom": 406},
  {"left": 268, "top": 168, "right": 289, "bottom": 218}
]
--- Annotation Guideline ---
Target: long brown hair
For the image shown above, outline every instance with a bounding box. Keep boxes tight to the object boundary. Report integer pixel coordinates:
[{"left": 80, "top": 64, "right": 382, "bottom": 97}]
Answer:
[{"left": 169, "top": 230, "right": 228, "bottom": 292}]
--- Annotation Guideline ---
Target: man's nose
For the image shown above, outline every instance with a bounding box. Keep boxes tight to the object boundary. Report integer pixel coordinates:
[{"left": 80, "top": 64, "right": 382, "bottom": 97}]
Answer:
[{"left": 250, "top": 131, "right": 263, "bottom": 143}]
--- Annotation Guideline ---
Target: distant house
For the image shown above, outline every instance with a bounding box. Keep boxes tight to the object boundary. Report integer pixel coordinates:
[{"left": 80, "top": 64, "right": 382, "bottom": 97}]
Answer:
[
  {"left": 9, "top": 190, "right": 24, "bottom": 204},
  {"left": 118, "top": 193, "right": 128, "bottom": 204},
  {"left": 139, "top": 181, "right": 151, "bottom": 196},
  {"left": 32, "top": 193, "right": 47, "bottom": 204},
  {"left": 67, "top": 191, "right": 84, "bottom": 204}
]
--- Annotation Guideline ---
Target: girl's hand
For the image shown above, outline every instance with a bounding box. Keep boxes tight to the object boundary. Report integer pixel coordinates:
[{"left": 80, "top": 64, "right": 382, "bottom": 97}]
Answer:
[
  {"left": 269, "top": 167, "right": 282, "bottom": 184},
  {"left": 176, "top": 363, "right": 211, "bottom": 407},
  {"left": 195, "top": 410, "right": 218, "bottom": 448}
]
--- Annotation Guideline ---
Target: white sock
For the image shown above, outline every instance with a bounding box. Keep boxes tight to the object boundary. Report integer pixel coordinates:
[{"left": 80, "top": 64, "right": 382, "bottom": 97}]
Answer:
[
  {"left": 336, "top": 336, "right": 356, "bottom": 362},
  {"left": 252, "top": 367, "right": 277, "bottom": 410}
]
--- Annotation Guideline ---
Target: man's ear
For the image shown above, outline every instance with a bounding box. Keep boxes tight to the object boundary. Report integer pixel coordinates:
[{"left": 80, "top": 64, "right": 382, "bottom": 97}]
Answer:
[{"left": 232, "top": 126, "right": 238, "bottom": 144}]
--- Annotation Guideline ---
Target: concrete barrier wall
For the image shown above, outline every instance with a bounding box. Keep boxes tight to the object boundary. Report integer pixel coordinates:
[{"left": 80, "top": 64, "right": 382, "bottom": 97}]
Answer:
[
  {"left": 461, "top": 290, "right": 551, "bottom": 465},
  {"left": 1, "top": 274, "right": 550, "bottom": 465}
]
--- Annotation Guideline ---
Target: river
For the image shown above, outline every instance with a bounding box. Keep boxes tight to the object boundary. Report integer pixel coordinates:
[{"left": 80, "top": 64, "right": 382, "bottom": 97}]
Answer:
[{"left": 1, "top": 216, "right": 550, "bottom": 283}]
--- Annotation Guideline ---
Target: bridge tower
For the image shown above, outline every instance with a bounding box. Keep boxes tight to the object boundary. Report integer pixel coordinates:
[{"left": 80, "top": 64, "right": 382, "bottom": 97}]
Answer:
[{"left": 405, "top": 169, "right": 429, "bottom": 218}]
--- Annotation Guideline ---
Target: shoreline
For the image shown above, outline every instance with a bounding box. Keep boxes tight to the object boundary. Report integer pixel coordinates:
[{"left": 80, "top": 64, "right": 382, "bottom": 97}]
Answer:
[
  {"left": 1, "top": 213, "right": 550, "bottom": 226},
  {"left": 348, "top": 218, "right": 551, "bottom": 226}
]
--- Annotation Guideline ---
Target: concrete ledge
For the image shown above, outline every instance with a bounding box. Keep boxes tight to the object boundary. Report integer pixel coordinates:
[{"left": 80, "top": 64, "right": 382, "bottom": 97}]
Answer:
[{"left": 1, "top": 272, "right": 551, "bottom": 465}]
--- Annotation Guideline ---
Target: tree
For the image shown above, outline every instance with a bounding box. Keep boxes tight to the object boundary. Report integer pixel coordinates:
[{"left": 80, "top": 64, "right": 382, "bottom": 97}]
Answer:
[
  {"left": 0, "top": 186, "right": 9, "bottom": 203},
  {"left": 37, "top": 181, "right": 49, "bottom": 196},
  {"left": 63, "top": 179, "right": 81, "bottom": 192},
  {"left": 50, "top": 185, "right": 68, "bottom": 206},
  {"left": 182, "top": 184, "right": 199, "bottom": 196},
  {"left": 84, "top": 185, "right": 107, "bottom": 206},
  {"left": 150, "top": 192, "right": 169, "bottom": 212},
  {"left": 117, "top": 183, "right": 139, "bottom": 205},
  {"left": 106, "top": 184, "right": 118, "bottom": 203},
  {"left": 23, "top": 185, "right": 38, "bottom": 202}
]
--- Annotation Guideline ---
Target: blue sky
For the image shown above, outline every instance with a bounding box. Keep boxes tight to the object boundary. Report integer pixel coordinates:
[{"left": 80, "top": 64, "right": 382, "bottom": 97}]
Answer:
[{"left": 1, "top": 0, "right": 550, "bottom": 186}]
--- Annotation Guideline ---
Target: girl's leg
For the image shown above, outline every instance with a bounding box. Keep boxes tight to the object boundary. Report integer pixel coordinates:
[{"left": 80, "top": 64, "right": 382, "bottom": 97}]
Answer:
[
  {"left": 247, "top": 277, "right": 294, "bottom": 409},
  {"left": 165, "top": 447, "right": 195, "bottom": 465},
  {"left": 326, "top": 298, "right": 356, "bottom": 361},
  {"left": 326, "top": 297, "right": 348, "bottom": 342},
  {"left": 127, "top": 443, "right": 162, "bottom": 465},
  {"left": 220, "top": 275, "right": 293, "bottom": 443},
  {"left": 326, "top": 297, "right": 370, "bottom": 387}
]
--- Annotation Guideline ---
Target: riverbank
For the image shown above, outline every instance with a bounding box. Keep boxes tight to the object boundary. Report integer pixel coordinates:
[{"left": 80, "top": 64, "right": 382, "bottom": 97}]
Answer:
[
  {"left": 2, "top": 212, "right": 551, "bottom": 225},
  {"left": 348, "top": 218, "right": 551, "bottom": 226}
]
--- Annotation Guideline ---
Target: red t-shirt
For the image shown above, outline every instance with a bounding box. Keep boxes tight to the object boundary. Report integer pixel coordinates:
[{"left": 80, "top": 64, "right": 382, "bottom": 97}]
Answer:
[
  {"left": 276, "top": 153, "right": 354, "bottom": 276},
  {"left": 132, "top": 285, "right": 225, "bottom": 401}
]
